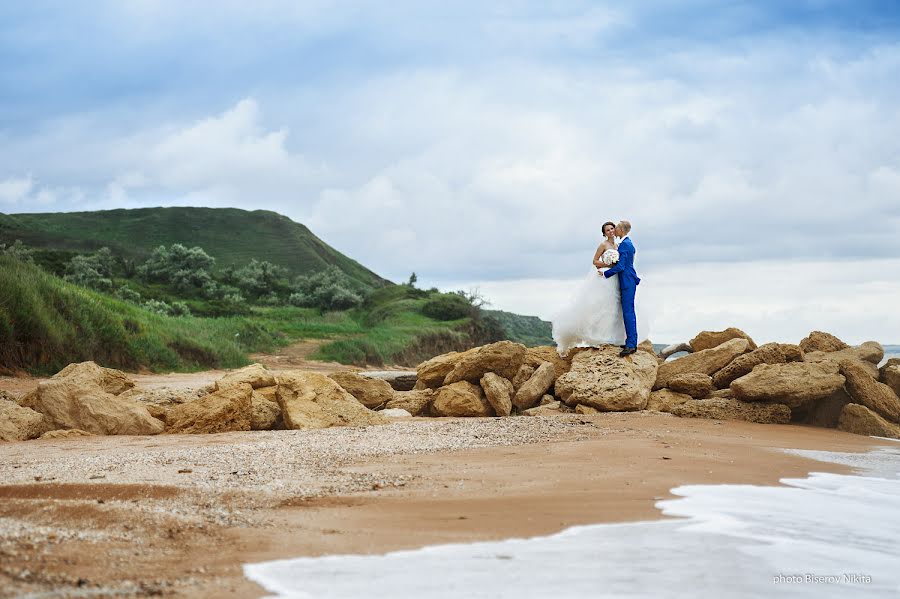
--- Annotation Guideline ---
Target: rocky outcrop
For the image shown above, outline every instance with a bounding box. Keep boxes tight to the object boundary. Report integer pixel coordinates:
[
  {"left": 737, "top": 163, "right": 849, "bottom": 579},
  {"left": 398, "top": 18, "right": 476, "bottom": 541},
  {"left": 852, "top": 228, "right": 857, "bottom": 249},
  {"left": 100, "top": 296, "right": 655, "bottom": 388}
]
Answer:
[
  {"left": 513, "top": 362, "right": 556, "bottom": 410},
  {"left": 711, "top": 343, "right": 800, "bottom": 389},
  {"left": 654, "top": 338, "right": 750, "bottom": 390},
  {"left": 668, "top": 373, "right": 714, "bottom": 398},
  {"left": 329, "top": 372, "right": 394, "bottom": 409},
  {"left": 840, "top": 360, "right": 900, "bottom": 423},
  {"left": 443, "top": 341, "right": 527, "bottom": 385},
  {"left": 804, "top": 343, "right": 884, "bottom": 379},
  {"left": 522, "top": 401, "right": 563, "bottom": 416},
  {"left": 730, "top": 361, "right": 845, "bottom": 408},
  {"left": 277, "top": 372, "right": 389, "bottom": 430},
  {"left": 556, "top": 346, "right": 658, "bottom": 411},
  {"left": 167, "top": 384, "right": 253, "bottom": 434},
  {"left": 690, "top": 328, "right": 757, "bottom": 352},
  {"left": 523, "top": 346, "right": 572, "bottom": 380},
  {"left": 645, "top": 389, "right": 691, "bottom": 412},
  {"left": 250, "top": 391, "right": 282, "bottom": 430},
  {"left": 357, "top": 371, "right": 418, "bottom": 391},
  {"left": 480, "top": 373, "right": 514, "bottom": 417},
  {"left": 799, "top": 331, "right": 849, "bottom": 353},
  {"left": 659, "top": 343, "right": 692, "bottom": 360},
  {"left": 0, "top": 399, "right": 49, "bottom": 442},
  {"left": 385, "top": 389, "right": 435, "bottom": 416},
  {"left": 511, "top": 365, "right": 535, "bottom": 392},
  {"left": 837, "top": 403, "right": 900, "bottom": 439},
  {"left": 790, "top": 390, "right": 851, "bottom": 429},
  {"left": 416, "top": 350, "right": 470, "bottom": 389},
  {"left": 52, "top": 361, "right": 136, "bottom": 395},
  {"left": 881, "top": 364, "right": 900, "bottom": 398},
  {"left": 255, "top": 385, "right": 278, "bottom": 403},
  {"left": 670, "top": 398, "right": 791, "bottom": 424},
  {"left": 431, "top": 381, "right": 494, "bottom": 417},
  {"left": 214, "top": 363, "right": 276, "bottom": 390}
]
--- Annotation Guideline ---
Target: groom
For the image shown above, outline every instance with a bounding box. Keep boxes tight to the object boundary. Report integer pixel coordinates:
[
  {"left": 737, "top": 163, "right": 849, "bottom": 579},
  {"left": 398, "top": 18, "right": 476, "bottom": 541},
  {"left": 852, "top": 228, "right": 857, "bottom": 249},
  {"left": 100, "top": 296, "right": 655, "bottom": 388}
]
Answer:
[{"left": 603, "top": 220, "right": 641, "bottom": 357}]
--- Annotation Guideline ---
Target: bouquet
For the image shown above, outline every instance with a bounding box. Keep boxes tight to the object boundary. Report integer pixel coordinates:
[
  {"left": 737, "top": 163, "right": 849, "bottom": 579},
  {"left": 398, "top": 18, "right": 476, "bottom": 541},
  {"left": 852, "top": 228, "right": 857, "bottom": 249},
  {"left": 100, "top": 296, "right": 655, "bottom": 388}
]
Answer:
[{"left": 601, "top": 249, "right": 619, "bottom": 266}]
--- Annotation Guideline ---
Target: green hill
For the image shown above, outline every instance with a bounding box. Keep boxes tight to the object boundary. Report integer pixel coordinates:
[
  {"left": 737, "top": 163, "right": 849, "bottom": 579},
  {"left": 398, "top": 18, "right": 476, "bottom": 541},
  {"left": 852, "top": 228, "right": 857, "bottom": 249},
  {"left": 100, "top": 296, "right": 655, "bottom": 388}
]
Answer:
[
  {"left": 483, "top": 309, "right": 553, "bottom": 347},
  {"left": 0, "top": 207, "right": 387, "bottom": 286}
]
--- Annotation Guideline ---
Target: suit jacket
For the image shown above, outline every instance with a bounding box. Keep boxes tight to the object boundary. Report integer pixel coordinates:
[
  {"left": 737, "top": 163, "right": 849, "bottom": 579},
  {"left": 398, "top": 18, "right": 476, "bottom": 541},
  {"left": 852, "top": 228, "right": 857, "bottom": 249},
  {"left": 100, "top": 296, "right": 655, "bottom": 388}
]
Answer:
[{"left": 603, "top": 237, "right": 641, "bottom": 288}]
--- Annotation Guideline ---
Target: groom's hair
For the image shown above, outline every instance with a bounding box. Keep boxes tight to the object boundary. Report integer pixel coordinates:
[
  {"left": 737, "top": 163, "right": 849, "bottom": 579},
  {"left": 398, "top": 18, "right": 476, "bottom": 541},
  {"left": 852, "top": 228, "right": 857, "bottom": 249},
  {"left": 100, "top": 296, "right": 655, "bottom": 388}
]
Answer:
[{"left": 618, "top": 220, "right": 631, "bottom": 234}]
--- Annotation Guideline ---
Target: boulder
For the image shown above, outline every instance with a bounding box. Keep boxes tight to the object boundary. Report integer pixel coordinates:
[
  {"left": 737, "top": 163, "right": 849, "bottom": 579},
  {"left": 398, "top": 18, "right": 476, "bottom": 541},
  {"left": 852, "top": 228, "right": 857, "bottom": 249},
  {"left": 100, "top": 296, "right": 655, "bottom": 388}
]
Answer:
[
  {"left": 540, "top": 394, "right": 556, "bottom": 405},
  {"left": 357, "top": 371, "right": 418, "bottom": 391},
  {"left": 431, "top": 381, "right": 494, "bottom": 417},
  {"left": 712, "top": 343, "right": 792, "bottom": 389},
  {"left": 799, "top": 331, "right": 849, "bottom": 353},
  {"left": 513, "top": 362, "right": 556, "bottom": 410},
  {"left": 255, "top": 385, "right": 279, "bottom": 403},
  {"left": 855, "top": 341, "right": 885, "bottom": 364},
  {"left": 215, "top": 363, "right": 276, "bottom": 390},
  {"left": 20, "top": 374, "right": 164, "bottom": 436},
  {"left": 523, "top": 346, "right": 572, "bottom": 379},
  {"left": 118, "top": 387, "right": 195, "bottom": 406},
  {"left": 638, "top": 339, "right": 655, "bottom": 354},
  {"left": 556, "top": 345, "right": 658, "bottom": 412},
  {"left": 670, "top": 398, "right": 791, "bottom": 424},
  {"left": 416, "top": 350, "right": 471, "bottom": 389},
  {"left": 480, "top": 373, "right": 514, "bottom": 417},
  {"left": 837, "top": 403, "right": 900, "bottom": 439},
  {"left": 574, "top": 404, "right": 600, "bottom": 415},
  {"left": 790, "top": 389, "right": 851, "bottom": 429},
  {"left": 881, "top": 364, "right": 900, "bottom": 398},
  {"left": 381, "top": 408, "right": 413, "bottom": 418},
  {"left": 250, "top": 391, "right": 281, "bottom": 431},
  {"left": 645, "top": 389, "right": 692, "bottom": 413},
  {"left": 804, "top": 344, "right": 883, "bottom": 379},
  {"left": 384, "top": 389, "right": 435, "bottom": 416},
  {"left": 277, "top": 372, "right": 389, "bottom": 430},
  {"left": 840, "top": 360, "right": 900, "bottom": 423},
  {"left": 52, "top": 361, "right": 135, "bottom": 395},
  {"left": 167, "top": 384, "right": 253, "bottom": 434},
  {"left": 0, "top": 400, "right": 49, "bottom": 442},
  {"left": 146, "top": 404, "right": 169, "bottom": 423},
  {"left": 443, "top": 341, "right": 527, "bottom": 385},
  {"left": 779, "top": 344, "right": 804, "bottom": 362},
  {"left": 654, "top": 338, "right": 750, "bottom": 390},
  {"left": 710, "top": 388, "right": 735, "bottom": 400},
  {"left": 667, "top": 373, "right": 714, "bottom": 398},
  {"left": 522, "top": 401, "right": 563, "bottom": 416},
  {"left": 511, "top": 364, "right": 535, "bottom": 392},
  {"left": 328, "top": 372, "right": 394, "bottom": 409},
  {"left": 730, "top": 361, "right": 845, "bottom": 408},
  {"left": 690, "top": 328, "right": 757, "bottom": 352},
  {"left": 659, "top": 342, "right": 693, "bottom": 360},
  {"left": 39, "top": 429, "right": 94, "bottom": 440}
]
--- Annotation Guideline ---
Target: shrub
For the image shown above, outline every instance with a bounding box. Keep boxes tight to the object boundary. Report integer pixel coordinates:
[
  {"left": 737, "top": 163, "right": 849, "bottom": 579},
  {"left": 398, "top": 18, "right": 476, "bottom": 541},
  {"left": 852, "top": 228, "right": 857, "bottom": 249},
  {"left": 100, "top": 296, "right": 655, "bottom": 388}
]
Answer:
[
  {"left": 292, "top": 266, "right": 366, "bottom": 311},
  {"left": 138, "top": 244, "right": 216, "bottom": 293},
  {"left": 115, "top": 285, "right": 142, "bottom": 303},
  {"left": 234, "top": 259, "right": 288, "bottom": 298},
  {"left": 63, "top": 248, "right": 115, "bottom": 291},
  {"left": 0, "top": 240, "right": 34, "bottom": 262},
  {"left": 421, "top": 293, "right": 474, "bottom": 321}
]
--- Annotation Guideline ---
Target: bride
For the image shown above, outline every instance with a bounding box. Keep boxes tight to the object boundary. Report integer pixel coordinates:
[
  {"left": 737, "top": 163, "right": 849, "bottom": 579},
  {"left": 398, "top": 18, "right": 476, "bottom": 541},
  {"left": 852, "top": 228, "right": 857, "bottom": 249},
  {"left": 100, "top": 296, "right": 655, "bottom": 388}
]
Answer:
[{"left": 552, "top": 221, "right": 647, "bottom": 356}]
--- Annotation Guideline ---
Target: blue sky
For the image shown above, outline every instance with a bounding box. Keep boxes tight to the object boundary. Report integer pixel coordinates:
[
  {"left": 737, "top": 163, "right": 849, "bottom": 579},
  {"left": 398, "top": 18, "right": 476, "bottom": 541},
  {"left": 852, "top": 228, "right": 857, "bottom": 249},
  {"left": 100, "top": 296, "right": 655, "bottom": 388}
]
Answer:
[{"left": 1, "top": 1, "right": 899, "bottom": 342}]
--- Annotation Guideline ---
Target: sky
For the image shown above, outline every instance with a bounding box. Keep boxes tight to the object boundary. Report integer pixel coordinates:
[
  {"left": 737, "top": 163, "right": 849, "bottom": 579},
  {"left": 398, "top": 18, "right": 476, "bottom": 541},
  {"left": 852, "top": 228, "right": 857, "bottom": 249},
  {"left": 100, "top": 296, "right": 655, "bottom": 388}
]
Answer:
[{"left": 1, "top": 1, "right": 899, "bottom": 344}]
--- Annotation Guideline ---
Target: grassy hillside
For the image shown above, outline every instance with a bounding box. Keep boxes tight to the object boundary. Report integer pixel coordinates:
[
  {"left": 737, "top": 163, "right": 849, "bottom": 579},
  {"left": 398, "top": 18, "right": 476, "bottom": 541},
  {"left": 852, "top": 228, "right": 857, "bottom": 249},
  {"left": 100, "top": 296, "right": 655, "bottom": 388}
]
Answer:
[
  {"left": 483, "top": 309, "right": 553, "bottom": 347},
  {"left": 0, "top": 207, "right": 386, "bottom": 286}
]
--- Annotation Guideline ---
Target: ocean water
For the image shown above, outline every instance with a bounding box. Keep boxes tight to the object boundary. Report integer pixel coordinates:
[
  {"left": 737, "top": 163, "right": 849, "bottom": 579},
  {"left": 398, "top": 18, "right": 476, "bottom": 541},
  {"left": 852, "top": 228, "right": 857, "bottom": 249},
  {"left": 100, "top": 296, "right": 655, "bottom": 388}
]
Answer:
[{"left": 244, "top": 444, "right": 900, "bottom": 598}]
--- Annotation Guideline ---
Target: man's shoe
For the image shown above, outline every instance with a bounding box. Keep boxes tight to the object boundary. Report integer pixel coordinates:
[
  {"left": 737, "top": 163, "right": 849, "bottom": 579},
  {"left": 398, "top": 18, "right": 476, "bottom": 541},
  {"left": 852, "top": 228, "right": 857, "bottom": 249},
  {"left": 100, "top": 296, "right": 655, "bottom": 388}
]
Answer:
[{"left": 619, "top": 347, "right": 637, "bottom": 357}]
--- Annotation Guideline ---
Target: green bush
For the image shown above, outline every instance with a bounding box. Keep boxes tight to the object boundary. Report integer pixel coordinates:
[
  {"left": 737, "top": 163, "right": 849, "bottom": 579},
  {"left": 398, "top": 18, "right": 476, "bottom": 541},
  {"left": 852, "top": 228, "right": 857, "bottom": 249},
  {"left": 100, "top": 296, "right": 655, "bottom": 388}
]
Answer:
[
  {"left": 63, "top": 248, "right": 115, "bottom": 290},
  {"left": 138, "top": 243, "right": 216, "bottom": 293},
  {"left": 1, "top": 240, "right": 34, "bottom": 262},
  {"left": 292, "top": 266, "right": 366, "bottom": 311},
  {"left": 235, "top": 259, "right": 288, "bottom": 298},
  {"left": 421, "top": 293, "right": 474, "bottom": 321}
]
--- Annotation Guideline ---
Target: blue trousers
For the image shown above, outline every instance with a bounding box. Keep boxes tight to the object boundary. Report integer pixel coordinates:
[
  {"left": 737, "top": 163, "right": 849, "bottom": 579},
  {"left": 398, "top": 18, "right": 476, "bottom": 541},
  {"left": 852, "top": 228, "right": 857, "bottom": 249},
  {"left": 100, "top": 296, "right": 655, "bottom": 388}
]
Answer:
[{"left": 621, "top": 284, "right": 638, "bottom": 348}]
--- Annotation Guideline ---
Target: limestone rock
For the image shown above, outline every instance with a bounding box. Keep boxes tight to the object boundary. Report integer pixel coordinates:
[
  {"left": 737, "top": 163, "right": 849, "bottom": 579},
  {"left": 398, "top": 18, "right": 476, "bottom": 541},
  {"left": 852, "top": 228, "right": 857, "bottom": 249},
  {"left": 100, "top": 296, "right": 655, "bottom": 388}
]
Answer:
[
  {"left": 215, "top": 363, "right": 276, "bottom": 390},
  {"left": 385, "top": 389, "right": 434, "bottom": 416},
  {"left": 117, "top": 387, "right": 195, "bottom": 406},
  {"left": 670, "top": 398, "right": 790, "bottom": 424},
  {"left": 511, "top": 365, "right": 535, "bottom": 392},
  {"left": 779, "top": 344, "right": 804, "bottom": 362},
  {"left": 881, "top": 364, "right": 900, "bottom": 398},
  {"left": 277, "top": 372, "right": 389, "bottom": 430},
  {"left": 799, "top": 331, "right": 849, "bottom": 353},
  {"left": 804, "top": 345, "right": 883, "bottom": 379},
  {"left": 52, "top": 361, "right": 135, "bottom": 395},
  {"left": 575, "top": 404, "right": 600, "bottom": 415},
  {"left": 690, "top": 328, "right": 757, "bottom": 352},
  {"left": 654, "top": 338, "right": 750, "bottom": 390},
  {"left": 840, "top": 360, "right": 900, "bottom": 423},
  {"left": 255, "top": 385, "right": 278, "bottom": 403},
  {"left": 357, "top": 371, "right": 418, "bottom": 391},
  {"left": 523, "top": 401, "right": 563, "bottom": 416},
  {"left": 0, "top": 400, "right": 49, "bottom": 442},
  {"left": 381, "top": 408, "right": 413, "bottom": 418},
  {"left": 667, "top": 373, "right": 714, "bottom": 398},
  {"left": 659, "top": 342, "right": 693, "bottom": 360},
  {"left": 523, "top": 346, "right": 572, "bottom": 380},
  {"left": 645, "top": 389, "right": 691, "bottom": 413},
  {"left": 39, "top": 429, "right": 94, "bottom": 440},
  {"left": 443, "top": 341, "right": 527, "bottom": 385},
  {"left": 480, "top": 373, "right": 514, "bottom": 417},
  {"left": 513, "top": 362, "right": 556, "bottom": 410},
  {"left": 416, "top": 350, "right": 471, "bottom": 389},
  {"left": 855, "top": 341, "right": 885, "bottom": 364},
  {"left": 556, "top": 345, "right": 658, "bottom": 412},
  {"left": 837, "top": 403, "right": 900, "bottom": 439},
  {"left": 540, "top": 394, "right": 556, "bottom": 405},
  {"left": 638, "top": 339, "right": 655, "bottom": 354},
  {"left": 712, "top": 343, "right": 793, "bottom": 389},
  {"left": 329, "top": 372, "right": 394, "bottom": 409},
  {"left": 431, "top": 382, "right": 494, "bottom": 417},
  {"left": 730, "top": 361, "right": 845, "bottom": 408},
  {"left": 146, "top": 404, "right": 169, "bottom": 423},
  {"left": 250, "top": 391, "right": 281, "bottom": 431},
  {"left": 167, "top": 384, "right": 253, "bottom": 434},
  {"left": 710, "top": 388, "right": 735, "bottom": 400},
  {"left": 790, "top": 389, "right": 851, "bottom": 429}
]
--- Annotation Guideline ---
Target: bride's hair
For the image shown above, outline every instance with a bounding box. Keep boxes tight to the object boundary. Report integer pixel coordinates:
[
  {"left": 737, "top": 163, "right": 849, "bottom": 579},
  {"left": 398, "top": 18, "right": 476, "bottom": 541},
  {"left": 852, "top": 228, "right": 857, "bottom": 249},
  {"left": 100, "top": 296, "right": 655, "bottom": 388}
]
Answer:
[{"left": 602, "top": 221, "right": 615, "bottom": 234}]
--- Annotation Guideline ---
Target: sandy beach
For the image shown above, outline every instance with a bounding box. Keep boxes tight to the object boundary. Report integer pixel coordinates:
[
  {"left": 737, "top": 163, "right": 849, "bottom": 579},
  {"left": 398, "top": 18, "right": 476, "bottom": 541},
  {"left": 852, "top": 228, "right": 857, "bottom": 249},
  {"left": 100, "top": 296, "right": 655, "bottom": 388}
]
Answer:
[{"left": 0, "top": 410, "right": 888, "bottom": 598}]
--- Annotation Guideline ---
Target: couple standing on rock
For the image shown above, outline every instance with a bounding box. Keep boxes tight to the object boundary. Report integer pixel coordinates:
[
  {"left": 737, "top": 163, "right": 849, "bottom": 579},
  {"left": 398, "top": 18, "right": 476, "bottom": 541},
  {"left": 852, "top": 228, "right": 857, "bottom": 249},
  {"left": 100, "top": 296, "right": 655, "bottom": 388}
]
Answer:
[{"left": 552, "top": 220, "right": 647, "bottom": 358}]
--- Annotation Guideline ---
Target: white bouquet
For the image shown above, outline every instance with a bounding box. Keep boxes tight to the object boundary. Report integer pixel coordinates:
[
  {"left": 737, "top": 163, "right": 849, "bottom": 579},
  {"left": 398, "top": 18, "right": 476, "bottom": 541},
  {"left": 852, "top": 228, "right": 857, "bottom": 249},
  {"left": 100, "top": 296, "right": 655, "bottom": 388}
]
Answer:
[{"left": 601, "top": 249, "right": 619, "bottom": 266}]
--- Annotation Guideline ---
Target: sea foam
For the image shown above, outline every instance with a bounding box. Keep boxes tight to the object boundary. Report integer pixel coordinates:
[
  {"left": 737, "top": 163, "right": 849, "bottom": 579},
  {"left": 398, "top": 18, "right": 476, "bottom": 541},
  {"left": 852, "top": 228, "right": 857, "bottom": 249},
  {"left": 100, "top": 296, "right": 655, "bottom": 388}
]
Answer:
[{"left": 244, "top": 444, "right": 900, "bottom": 598}]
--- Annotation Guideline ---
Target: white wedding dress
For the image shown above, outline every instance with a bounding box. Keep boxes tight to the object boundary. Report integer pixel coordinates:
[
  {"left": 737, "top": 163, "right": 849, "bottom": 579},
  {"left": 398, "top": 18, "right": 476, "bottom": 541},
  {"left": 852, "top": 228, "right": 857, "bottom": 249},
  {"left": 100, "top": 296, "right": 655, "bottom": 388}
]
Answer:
[{"left": 551, "top": 249, "right": 648, "bottom": 356}]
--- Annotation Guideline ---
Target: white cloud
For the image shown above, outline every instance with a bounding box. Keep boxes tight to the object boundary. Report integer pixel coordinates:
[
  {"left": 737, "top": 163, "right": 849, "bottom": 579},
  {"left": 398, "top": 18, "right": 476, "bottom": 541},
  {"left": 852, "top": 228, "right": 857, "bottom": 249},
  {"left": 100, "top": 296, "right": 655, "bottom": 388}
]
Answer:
[{"left": 0, "top": 175, "right": 34, "bottom": 205}]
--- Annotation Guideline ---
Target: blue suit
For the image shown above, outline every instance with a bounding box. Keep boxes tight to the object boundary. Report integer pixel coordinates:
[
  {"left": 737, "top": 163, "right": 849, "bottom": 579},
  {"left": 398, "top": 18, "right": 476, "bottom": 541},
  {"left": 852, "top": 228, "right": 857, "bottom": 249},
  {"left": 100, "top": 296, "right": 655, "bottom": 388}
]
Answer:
[{"left": 603, "top": 237, "right": 640, "bottom": 348}]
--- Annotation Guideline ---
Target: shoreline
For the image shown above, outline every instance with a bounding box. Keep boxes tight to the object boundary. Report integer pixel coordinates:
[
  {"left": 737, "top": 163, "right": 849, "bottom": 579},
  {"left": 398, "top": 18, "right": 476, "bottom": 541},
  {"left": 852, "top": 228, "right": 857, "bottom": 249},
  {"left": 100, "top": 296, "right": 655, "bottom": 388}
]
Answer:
[{"left": 0, "top": 412, "right": 890, "bottom": 598}]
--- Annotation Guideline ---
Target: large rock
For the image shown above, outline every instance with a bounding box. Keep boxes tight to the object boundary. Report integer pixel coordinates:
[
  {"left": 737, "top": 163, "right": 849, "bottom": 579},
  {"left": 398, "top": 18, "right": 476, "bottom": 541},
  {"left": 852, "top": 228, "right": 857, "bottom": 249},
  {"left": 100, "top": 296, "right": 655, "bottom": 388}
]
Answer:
[
  {"left": 645, "top": 389, "right": 692, "bottom": 413},
  {"left": 667, "top": 373, "right": 714, "bottom": 398},
  {"left": 250, "top": 391, "right": 281, "bottom": 431},
  {"left": 654, "top": 338, "right": 750, "bottom": 390},
  {"left": 328, "top": 372, "right": 394, "bottom": 409},
  {"left": 790, "top": 389, "right": 851, "bottom": 429},
  {"left": 522, "top": 401, "right": 564, "bottom": 416},
  {"left": 556, "top": 346, "right": 658, "bottom": 412},
  {"left": 416, "top": 350, "right": 471, "bottom": 389},
  {"left": 840, "top": 360, "right": 900, "bottom": 423},
  {"left": 511, "top": 365, "right": 535, "bottom": 392},
  {"left": 277, "top": 372, "right": 389, "bottom": 430},
  {"left": 118, "top": 387, "right": 195, "bottom": 406},
  {"left": 480, "top": 373, "right": 514, "bottom": 417},
  {"left": 385, "top": 389, "right": 435, "bottom": 416},
  {"left": 670, "top": 398, "right": 790, "bottom": 424},
  {"left": 215, "top": 363, "right": 276, "bottom": 390},
  {"left": 357, "top": 370, "right": 418, "bottom": 391},
  {"left": 443, "top": 341, "right": 527, "bottom": 385},
  {"left": 39, "top": 429, "right": 94, "bottom": 440},
  {"left": 804, "top": 344, "right": 883, "bottom": 379},
  {"left": 167, "top": 384, "right": 253, "bottom": 434},
  {"left": 881, "top": 364, "right": 900, "bottom": 398},
  {"left": 523, "top": 346, "right": 572, "bottom": 380},
  {"left": 799, "top": 331, "right": 849, "bottom": 353},
  {"left": 20, "top": 372, "right": 164, "bottom": 436},
  {"left": 0, "top": 399, "right": 49, "bottom": 442},
  {"left": 711, "top": 343, "right": 798, "bottom": 389},
  {"left": 690, "top": 328, "right": 757, "bottom": 352},
  {"left": 730, "top": 361, "right": 845, "bottom": 408},
  {"left": 659, "top": 342, "right": 693, "bottom": 360},
  {"left": 837, "top": 403, "right": 900, "bottom": 439},
  {"left": 431, "top": 381, "right": 494, "bottom": 417},
  {"left": 513, "top": 362, "right": 556, "bottom": 410},
  {"left": 52, "top": 361, "right": 135, "bottom": 395}
]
